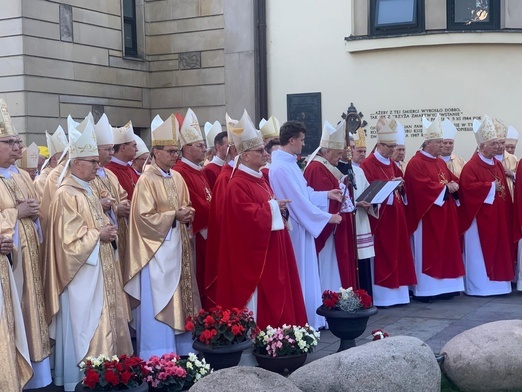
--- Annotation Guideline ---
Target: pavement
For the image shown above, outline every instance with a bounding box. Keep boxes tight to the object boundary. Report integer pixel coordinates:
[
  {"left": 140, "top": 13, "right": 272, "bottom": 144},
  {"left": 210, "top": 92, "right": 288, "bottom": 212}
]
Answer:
[{"left": 34, "top": 291, "right": 522, "bottom": 391}]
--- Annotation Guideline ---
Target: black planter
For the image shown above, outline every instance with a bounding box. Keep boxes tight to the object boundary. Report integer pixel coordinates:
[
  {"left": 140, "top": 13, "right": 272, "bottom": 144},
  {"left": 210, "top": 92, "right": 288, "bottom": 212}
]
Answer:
[
  {"left": 253, "top": 352, "right": 307, "bottom": 374},
  {"left": 316, "top": 306, "right": 378, "bottom": 351},
  {"left": 192, "top": 339, "right": 252, "bottom": 370},
  {"left": 75, "top": 380, "right": 149, "bottom": 391}
]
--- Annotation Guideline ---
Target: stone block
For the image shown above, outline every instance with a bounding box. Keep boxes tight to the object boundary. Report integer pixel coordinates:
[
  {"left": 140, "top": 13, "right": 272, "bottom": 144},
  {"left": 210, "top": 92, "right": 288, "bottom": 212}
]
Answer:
[
  {"left": 200, "top": 0, "right": 223, "bottom": 16},
  {"left": 149, "top": 59, "right": 178, "bottom": 72},
  {"left": 24, "top": 36, "right": 109, "bottom": 66},
  {"left": 22, "top": 0, "right": 59, "bottom": 23},
  {"left": 61, "top": 0, "right": 121, "bottom": 16},
  {"left": 0, "top": 76, "right": 25, "bottom": 93},
  {"left": 0, "top": 91, "right": 26, "bottom": 114},
  {"left": 103, "top": 106, "right": 151, "bottom": 128},
  {"left": 73, "top": 7, "right": 121, "bottom": 30},
  {"left": 224, "top": 0, "right": 254, "bottom": 54},
  {"left": 25, "top": 56, "right": 74, "bottom": 80},
  {"left": 149, "top": 88, "right": 184, "bottom": 108},
  {"left": 182, "top": 84, "right": 224, "bottom": 107},
  {"left": 27, "top": 92, "right": 60, "bottom": 117},
  {"left": 179, "top": 51, "right": 201, "bottom": 69},
  {"left": 0, "top": 18, "right": 22, "bottom": 36},
  {"left": 145, "top": 0, "right": 199, "bottom": 22},
  {"left": 146, "top": 15, "right": 223, "bottom": 35},
  {"left": 224, "top": 51, "right": 255, "bottom": 117},
  {"left": 60, "top": 4, "right": 73, "bottom": 42},
  {"left": 150, "top": 67, "right": 224, "bottom": 88},
  {"left": 109, "top": 56, "right": 150, "bottom": 72},
  {"left": 0, "top": 56, "right": 24, "bottom": 77},
  {"left": 60, "top": 95, "right": 143, "bottom": 109},
  {"left": 0, "top": 0, "right": 22, "bottom": 20},
  {"left": 24, "top": 18, "right": 60, "bottom": 41},
  {"left": 201, "top": 49, "right": 224, "bottom": 68},
  {"left": 59, "top": 103, "right": 94, "bottom": 119},
  {"left": 73, "top": 21, "right": 122, "bottom": 51},
  {"left": 0, "top": 35, "right": 23, "bottom": 56},
  {"left": 146, "top": 29, "right": 224, "bottom": 55}
]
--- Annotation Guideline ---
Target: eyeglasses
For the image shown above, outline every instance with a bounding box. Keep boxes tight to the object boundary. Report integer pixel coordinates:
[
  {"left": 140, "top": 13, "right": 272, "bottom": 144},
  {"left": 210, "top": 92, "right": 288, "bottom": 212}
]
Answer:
[
  {"left": 187, "top": 143, "right": 206, "bottom": 149},
  {"left": 98, "top": 146, "right": 115, "bottom": 152},
  {"left": 163, "top": 149, "right": 179, "bottom": 156},
  {"left": 77, "top": 159, "right": 100, "bottom": 166},
  {"left": 250, "top": 148, "right": 266, "bottom": 154},
  {"left": 382, "top": 143, "right": 398, "bottom": 149},
  {"left": 0, "top": 139, "right": 23, "bottom": 147}
]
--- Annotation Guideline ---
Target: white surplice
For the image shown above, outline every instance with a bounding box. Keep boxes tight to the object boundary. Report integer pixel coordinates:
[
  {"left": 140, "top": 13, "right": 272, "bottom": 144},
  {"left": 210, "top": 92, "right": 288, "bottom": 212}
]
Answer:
[{"left": 269, "top": 149, "right": 331, "bottom": 329}]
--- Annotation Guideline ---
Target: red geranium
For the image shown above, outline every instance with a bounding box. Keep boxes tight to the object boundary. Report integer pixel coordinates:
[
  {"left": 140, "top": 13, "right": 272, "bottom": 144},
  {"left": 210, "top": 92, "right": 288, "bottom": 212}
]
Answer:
[
  {"left": 79, "top": 354, "right": 146, "bottom": 390},
  {"left": 186, "top": 306, "right": 257, "bottom": 348},
  {"left": 321, "top": 287, "right": 373, "bottom": 312}
]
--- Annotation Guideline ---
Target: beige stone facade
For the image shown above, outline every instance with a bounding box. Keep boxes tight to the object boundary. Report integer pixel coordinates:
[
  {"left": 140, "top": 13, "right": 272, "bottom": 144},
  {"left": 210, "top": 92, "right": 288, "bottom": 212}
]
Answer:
[{"left": 0, "top": 0, "right": 256, "bottom": 144}]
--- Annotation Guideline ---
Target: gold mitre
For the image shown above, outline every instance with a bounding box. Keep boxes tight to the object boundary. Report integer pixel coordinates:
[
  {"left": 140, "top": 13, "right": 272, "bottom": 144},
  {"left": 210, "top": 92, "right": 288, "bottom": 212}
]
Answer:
[
  {"left": 230, "top": 109, "right": 263, "bottom": 154},
  {"left": 17, "top": 142, "right": 39, "bottom": 169},
  {"left": 319, "top": 119, "right": 345, "bottom": 150},
  {"left": 396, "top": 120, "right": 406, "bottom": 145},
  {"left": 0, "top": 99, "right": 17, "bottom": 137},
  {"left": 441, "top": 119, "right": 458, "bottom": 140},
  {"left": 493, "top": 117, "right": 507, "bottom": 139},
  {"left": 70, "top": 116, "right": 98, "bottom": 158},
  {"left": 474, "top": 115, "right": 497, "bottom": 144},
  {"left": 205, "top": 121, "right": 222, "bottom": 148},
  {"left": 152, "top": 114, "right": 179, "bottom": 147},
  {"left": 353, "top": 127, "right": 366, "bottom": 148},
  {"left": 94, "top": 113, "right": 114, "bottom": 145},
  {"left": 259, "top": 115, "right": 280, "bottom": 139},
  {"left": 422, "top": 114, "right": 443, "bottom": 140},
  {"left": 507, "top": 126, "right": 519, "bottom": 143},
  {"left": 46, "top": 125, "right": 68, "bottom": 156},
  {"left": 134, "top": 134, "right": 149, "bottom": 158},
  {"left": 112, "top": 121, "right": 135, "bottom": 144},
  {"left": 376, "top": 116, "right": 398, "bottom": 144},
  {"left": 225, "top": 113, "right": 238, "bottom": 146},
  {"left": 179, "top": 108, "right": 203, "bottom": 147}
]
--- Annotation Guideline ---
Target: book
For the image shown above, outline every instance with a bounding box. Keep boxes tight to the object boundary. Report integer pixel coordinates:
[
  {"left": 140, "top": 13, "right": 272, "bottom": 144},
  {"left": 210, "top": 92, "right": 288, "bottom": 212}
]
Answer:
[{"left": 355, "top": 180, "right": 402, "bottom": 204}]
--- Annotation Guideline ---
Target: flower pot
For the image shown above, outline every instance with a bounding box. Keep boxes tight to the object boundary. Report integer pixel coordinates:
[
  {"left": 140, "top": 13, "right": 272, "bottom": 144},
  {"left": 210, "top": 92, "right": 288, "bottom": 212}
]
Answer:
[
  {"left": 316, "top": 305, "right": 378, "bottom": 352},
  {"left": 192, "top": 339, "right": 252, "bottom": 370},
  {"left": 253, "top": 352, "right": 307, "bottom": 374},
  {"left": 75, "top": 380, "right": 149, "bottom": 392}
]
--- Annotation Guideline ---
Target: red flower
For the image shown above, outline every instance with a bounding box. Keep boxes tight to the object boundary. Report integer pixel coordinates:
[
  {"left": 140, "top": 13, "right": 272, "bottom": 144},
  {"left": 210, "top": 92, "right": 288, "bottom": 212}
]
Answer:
[
  {"left": 356, "top": 289, "right": 373, "bottom": 309},
  {"left": 120, "top": 370, "right": 133, "bottom": 385},
  {"left": 104, "top": 369, "right": 119, "bottom": 386},
  {"left": 84, "top": 369, "right": 99, "bottom": 389},
  {"left": 185, "top": 320, "right": 194, "bottom": 331},
  {"left": 322, "top": 290, "right": 340, "bottom": 309}
]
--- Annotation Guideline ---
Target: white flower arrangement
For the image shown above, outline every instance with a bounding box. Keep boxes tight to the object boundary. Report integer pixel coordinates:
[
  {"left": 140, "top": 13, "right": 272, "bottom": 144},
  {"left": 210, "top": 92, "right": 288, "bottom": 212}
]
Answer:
[{"left": 253, "top": 324, "right": 320, "bottom": 357}]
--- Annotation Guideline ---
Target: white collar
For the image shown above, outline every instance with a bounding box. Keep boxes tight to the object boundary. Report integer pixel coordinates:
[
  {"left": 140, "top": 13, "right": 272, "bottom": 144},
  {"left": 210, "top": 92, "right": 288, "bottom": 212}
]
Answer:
[
  {"left": 374, "top": 151, "right": 390, "bottom": 165},
  {"left": 478, "top": 153, "right": 495, "bottom": 165},
  {"left": 440, "top": 155, "right": 451, "bottom": 162},
  {"left": 96, "top": 168, "right": 106, "bottom": 177},
  {"left": 211, "top": 156, "right": 225, "bottom": 166},
  {"left": 181, "top": 157, "right": 202, "bottom": 171},
  {"left": 111, "top": 156, "right": 129, "bottom": 166},
  {"left": 0, "top": 167, "right": 12, "bottom": 178},
  {"left": 72, "top": 175, "right": 93, "bottom": 195},
  {"left": 238, "top": 163, "right": 262, "bottom": 178},
  {"left": 420, "top": 150, "right": 437, "bottom": 159}
]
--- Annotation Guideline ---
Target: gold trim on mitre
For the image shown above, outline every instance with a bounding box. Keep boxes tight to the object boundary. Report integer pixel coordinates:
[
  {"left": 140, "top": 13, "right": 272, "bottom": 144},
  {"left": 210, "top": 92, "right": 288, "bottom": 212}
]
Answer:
[
  {"left": 354, "top": 128, "right": 366, "bottom": 148},
  {"left": 0, "top": 99, "right": 17, "bottom": 137},
  {"left": 112, "top": 121, "right": 135, "bottom": 145},
  {"left": 179, "top": 108, "right": 203, "bottom": 147},
  {"left": 46, "top": 125, "right": 68, "bottom": 156},
  {"left": 70, "top": 117, "right": 99, "bottom": 158},
  {"left": 319, "top": 119, "right": 345, "bottom": 150},
  {"left": 422, "top": 114, "right": 443, "bottom": 140},
  {"left": 204, "top": 121, "right": 222, "bottom": 148},
  {"left": 377, "top": 117, "right": 398, "bottom": 144},
  {"left": 226, "top": 113, "right": 238, "bottom": 146},
  {"left": 230, "top": 110, "right": 263, "bottom": 154},
  {"left": 474, "top": 115, "right": 497, "bottom": 144},
  {"left": 18, "top": 142, "right": 39, "bottom": 169},
  {"left": 493, "top": 117, "right": 507, "bottom": 139},
  {"left": 152, "top": 114, "right": 179, "bottom": 147},
  {"left": 259, "top": 115, "right": 280, "bottom": 139}
]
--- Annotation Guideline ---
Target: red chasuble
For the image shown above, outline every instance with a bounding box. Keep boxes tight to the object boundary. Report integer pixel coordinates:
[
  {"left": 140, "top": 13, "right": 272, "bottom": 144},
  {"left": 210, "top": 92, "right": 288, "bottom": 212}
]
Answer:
[
  {"left": 303, "top": 160, "right": 357, "bottom": 289},
  {"left": 105, "top": 160, "right": 139, "bottom": 200},
  {"left": 261, "top": 167, "right": 270, "bottom": 184},
  {"left": 174, "top": 160, "right": 212, "bottom": 296},
  {"left": 404, "top": 152, "right": 464, "bottom": 279},
  {"left": 203, "top": 164, "right": 233, "bottom": 308},
  {"left": 215, "top": 169, "right": 307, "bottom": 329},
  {"left": 360, "top": 153, "right": 416, "bottom": 288},
  {"left": 458, "top": 153, "right": 515, "bottom": 281},
  {"left": 202, "top": 162, "right": 222, "bottom": 191}
]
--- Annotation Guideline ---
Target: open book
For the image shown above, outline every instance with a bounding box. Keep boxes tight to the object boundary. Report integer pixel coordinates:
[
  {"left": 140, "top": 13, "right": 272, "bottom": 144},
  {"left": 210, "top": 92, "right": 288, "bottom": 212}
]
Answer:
[{"left": 355, "top": 180, "right": 402, "bottom": 204}]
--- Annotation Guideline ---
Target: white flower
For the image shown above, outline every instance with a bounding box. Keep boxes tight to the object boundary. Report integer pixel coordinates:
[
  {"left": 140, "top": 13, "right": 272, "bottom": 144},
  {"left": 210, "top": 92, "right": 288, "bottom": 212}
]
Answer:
[
  {"left": 188, "top": 352, "right": 198, "bottom": 362},
  {"left": 187, "top": 362, "right": 193, "bottom": 369}
]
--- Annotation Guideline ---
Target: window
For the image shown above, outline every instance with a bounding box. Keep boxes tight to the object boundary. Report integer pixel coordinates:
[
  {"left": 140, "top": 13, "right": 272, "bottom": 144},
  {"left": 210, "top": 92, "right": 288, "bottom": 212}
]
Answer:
[
  {"left": 123, "top": 0, "right": 138, "bottom": 57},
  {"left": 370, "top": 0, "right": 425, "bottom": 36},
  {"left": 447, "top": 0, "right": 500, "bottom": 31}
]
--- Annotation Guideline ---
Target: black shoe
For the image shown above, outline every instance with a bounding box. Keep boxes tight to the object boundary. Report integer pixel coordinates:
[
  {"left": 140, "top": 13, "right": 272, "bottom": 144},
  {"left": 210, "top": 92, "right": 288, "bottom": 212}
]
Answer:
[
  {"left": 412, "top": 295, "right": 433, "bottom": 303},
  {"left": 436, "top": 293, "right": 455, "bottom": 300}
]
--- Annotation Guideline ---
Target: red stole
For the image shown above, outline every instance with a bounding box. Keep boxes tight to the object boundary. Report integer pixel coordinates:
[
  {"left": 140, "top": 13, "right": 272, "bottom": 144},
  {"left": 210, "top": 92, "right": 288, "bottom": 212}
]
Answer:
[{"left": 105, "top": 161, "right": 139, "bottom": 200}]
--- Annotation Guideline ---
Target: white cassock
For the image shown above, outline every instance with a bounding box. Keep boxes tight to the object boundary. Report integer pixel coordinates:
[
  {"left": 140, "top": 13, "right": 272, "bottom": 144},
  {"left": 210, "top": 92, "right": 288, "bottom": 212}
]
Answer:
[
  {"left": 269, "top": 149, "right": 331, "bottom": 329},
  {"left": 464, "top": 179, "right": 511, "bottom": 296},
  {"left": 352, "top": 166, "right": 377, "bottom": 260}
]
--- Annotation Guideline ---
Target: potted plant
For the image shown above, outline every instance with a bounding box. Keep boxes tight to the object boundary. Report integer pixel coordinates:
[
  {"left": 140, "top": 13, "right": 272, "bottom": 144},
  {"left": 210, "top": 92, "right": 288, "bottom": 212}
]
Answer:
[
  {"left": 316, "top": 287, "right": 378, "bottom": 351},
  {"left": 252, "top": 324, "right": 320, "bottom": 374},
  {"left": 185, "top": 306, "right": 257, "bottom": 370},
  {"left": 144, "top": 352, "right": 211, "bottom": 391},
  {"left": 76, "top": 354, "right": 148, "bottom": 391}
]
